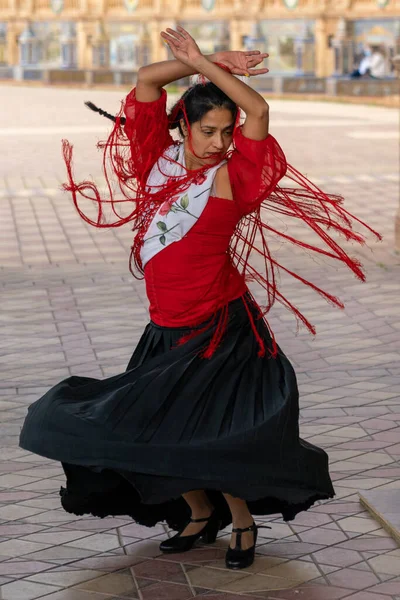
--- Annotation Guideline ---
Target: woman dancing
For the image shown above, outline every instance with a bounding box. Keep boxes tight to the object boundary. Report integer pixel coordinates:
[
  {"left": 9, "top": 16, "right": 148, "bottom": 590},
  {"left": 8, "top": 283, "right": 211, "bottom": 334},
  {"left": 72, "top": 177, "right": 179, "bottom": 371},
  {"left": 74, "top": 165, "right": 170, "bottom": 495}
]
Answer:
[{"left": 20, "top": 26, "right": 380, "bottom": 570}]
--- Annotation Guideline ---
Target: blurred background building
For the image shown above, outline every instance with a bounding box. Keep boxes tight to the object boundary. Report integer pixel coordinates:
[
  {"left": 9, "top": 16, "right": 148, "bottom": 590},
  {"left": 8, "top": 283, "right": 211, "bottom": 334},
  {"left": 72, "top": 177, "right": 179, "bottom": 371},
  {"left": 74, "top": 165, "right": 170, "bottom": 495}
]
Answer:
[{"left": 0, "top": 0, "right": 399, "bottom": 91}]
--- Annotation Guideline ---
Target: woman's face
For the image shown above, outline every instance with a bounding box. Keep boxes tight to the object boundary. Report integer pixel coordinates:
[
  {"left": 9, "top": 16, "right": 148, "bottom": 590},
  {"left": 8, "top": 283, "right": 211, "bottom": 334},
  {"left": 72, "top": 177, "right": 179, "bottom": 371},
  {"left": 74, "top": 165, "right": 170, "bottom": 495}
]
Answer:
[{"left": 182, "top": 107, "right": 235, "bottom": 168}]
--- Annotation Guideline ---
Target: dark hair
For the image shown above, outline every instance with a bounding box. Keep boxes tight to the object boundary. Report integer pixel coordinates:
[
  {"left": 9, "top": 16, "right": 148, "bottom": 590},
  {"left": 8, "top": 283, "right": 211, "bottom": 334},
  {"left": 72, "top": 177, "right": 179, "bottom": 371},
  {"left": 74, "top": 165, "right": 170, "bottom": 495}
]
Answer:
[
  {"left": 84, "top": 82, "right": 238, "bottom": 132},
  {"left": 84, "top": 101, "right": 124, "bottom": 124},
  {"left": 169, "top": 82, "right": 238, "bottom": 135}
]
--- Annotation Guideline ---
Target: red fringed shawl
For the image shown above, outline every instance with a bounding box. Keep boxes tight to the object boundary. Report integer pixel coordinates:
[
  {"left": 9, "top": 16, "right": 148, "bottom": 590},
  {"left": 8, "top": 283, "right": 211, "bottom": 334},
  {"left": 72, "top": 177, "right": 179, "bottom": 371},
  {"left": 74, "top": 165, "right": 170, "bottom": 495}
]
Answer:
[{"left": 62, "top": 88, "right": 382, "bottom": 358}]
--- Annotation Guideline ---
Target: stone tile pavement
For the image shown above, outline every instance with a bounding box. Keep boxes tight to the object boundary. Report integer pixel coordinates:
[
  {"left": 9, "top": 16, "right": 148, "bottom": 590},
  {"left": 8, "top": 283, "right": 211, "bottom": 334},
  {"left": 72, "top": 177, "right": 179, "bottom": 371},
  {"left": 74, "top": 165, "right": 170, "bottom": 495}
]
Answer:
[{"left": 0, "top": 85, "right": 399, "bottom": 599}]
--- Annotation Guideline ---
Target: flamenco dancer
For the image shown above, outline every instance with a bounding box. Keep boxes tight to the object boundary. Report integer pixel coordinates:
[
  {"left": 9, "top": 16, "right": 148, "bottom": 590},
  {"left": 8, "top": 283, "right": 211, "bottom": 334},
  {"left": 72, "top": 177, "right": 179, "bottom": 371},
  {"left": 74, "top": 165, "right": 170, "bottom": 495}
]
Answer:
[{"left": 20, "top": 27, "right": 380, "bottom": 570}]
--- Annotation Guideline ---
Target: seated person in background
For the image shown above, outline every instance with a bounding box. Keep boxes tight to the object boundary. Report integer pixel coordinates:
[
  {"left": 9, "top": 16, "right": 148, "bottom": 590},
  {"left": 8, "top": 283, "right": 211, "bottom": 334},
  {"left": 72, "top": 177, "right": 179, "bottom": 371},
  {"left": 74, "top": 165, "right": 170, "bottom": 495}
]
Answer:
[
  {"left": 351, "top": 45, "right": 386, "bottom": 79},
  {"left": 369, "top": 46, "right": 386, "bottom": 78}
]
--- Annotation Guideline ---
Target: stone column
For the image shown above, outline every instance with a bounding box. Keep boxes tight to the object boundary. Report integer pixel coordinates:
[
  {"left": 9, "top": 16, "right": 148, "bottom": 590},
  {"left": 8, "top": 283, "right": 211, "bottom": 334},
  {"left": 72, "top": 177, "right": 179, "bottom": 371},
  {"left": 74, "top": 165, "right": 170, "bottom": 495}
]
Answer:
[
  {"left": 76, "top": 22, "right": 94, "bottom": 69},
  {"left": 230, "top": 19, "right": 242, "bottom": 51},
  {"left": 6, "top": 21, "right": 26, "bottom": 67},
  {"left": 149, "top": 20, "right": 164, "bottom": 64},
  {"left": 315, "top": 17, "right": 329, "bottom": 77}
]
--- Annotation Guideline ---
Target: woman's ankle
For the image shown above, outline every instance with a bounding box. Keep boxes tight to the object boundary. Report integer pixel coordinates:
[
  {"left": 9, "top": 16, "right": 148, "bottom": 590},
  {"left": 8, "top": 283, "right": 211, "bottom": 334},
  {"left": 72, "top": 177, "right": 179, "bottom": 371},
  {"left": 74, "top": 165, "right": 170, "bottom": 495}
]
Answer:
[
  {"left": 190, "top": 504, "right": 214, "bottom": 520},
  {"left": 231, "top": 514, "right": 254, "bottom": 529},
  {"left": 183, "top": 491, "right": 214, "bottom": 520}
]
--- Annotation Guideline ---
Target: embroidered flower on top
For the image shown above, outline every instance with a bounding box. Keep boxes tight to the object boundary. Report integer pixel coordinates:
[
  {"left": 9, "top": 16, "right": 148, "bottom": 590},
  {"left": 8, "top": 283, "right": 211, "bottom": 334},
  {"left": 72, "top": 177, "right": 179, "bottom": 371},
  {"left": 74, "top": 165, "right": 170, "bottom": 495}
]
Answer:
[
  {"left": 159, "top": 193, "right": 197, "bottom": 218},
  {"left": 149, "top": 194, "right": 199, "bottom": 246},
  {"left": 159, "top": 195, "right": 179, "bottom": 216}
]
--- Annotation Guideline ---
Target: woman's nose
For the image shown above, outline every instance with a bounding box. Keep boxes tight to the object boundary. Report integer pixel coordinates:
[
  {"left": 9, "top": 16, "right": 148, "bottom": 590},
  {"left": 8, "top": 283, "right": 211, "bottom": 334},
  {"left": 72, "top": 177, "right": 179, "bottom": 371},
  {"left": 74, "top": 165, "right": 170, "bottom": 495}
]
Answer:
[{"left": 213, "top": 136, "right": 224, "bottom": 149}]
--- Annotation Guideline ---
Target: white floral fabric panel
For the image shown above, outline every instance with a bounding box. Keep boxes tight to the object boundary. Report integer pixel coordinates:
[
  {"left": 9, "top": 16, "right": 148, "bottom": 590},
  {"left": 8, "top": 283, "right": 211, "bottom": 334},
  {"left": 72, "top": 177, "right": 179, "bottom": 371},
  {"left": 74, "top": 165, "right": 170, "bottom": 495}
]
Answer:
[{"left": 140, "top": 144, "right": 225, "bottom": 269}]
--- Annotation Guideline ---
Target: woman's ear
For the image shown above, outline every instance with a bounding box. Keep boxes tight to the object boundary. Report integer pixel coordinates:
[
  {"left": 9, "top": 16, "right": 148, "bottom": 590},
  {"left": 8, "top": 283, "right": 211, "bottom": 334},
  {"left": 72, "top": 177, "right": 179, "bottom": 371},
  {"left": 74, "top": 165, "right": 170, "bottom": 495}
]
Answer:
[{"left": 180, "top": 118, "right": 188, "bottom": 137}]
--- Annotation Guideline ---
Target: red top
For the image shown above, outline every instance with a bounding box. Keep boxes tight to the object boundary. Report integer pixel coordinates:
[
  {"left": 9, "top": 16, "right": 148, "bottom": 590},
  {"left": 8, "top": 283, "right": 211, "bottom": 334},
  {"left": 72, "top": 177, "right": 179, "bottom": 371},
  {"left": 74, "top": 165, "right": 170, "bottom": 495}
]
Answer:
[
  {"left": 63, "top": 85, "right": 379, "bottom": 356},
  {"left": 124, "top": 89, "right": 287, "bottom": 328}
]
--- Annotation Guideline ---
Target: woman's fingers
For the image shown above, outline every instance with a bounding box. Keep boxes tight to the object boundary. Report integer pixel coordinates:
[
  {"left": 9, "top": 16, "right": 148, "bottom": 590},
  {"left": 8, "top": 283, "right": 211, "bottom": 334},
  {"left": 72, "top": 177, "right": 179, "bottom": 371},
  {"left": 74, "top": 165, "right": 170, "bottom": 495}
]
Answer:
[
  {"left": 165, "top": 28, "right": 185, "bottom": 42},
  {"left": 166, "top": 26, "right": 194, "bottom": 44},
  {"left": 161, "top": 32, "right": 178, "bottom": 43},
  {"left": 248, "top": 67, "right": 269, "bottom": 76},
  {"left": 176, "top": 25, "right": 191, "bottom": 38},
  {"left": 247, "top": 53, "right": 269, "bottom": 67},
  {"left": 160, "top": 32, "right": 180, "bottom": 49},
  {"left": 160, "top": 33, "right": 172, "bottom": 45},
  {"left": 252, "top": 53, "right": 269, "bottom": 62},
  {"left": 245, "top": 51, "right": 269, "bottom": 58},
  {"left": 247, "top": 57, "right": 262, "bottom": 67}
]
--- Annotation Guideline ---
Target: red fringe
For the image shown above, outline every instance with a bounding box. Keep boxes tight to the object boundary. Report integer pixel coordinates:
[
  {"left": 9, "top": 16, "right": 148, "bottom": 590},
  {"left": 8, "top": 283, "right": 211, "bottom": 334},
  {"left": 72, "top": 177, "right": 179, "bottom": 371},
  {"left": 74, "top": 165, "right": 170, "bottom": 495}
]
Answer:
[
  {"left": 62, "top": 93, "right": 382, "bottom": 359},
  {"left": 242, "top": 294, "right": 267, "bottom": 358}
]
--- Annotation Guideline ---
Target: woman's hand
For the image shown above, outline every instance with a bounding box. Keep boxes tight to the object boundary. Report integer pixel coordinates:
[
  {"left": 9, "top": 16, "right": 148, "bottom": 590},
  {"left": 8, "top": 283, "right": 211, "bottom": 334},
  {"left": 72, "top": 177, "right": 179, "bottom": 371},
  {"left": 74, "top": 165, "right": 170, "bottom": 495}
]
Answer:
[
  {"left": 216, "top": 50, "right": 269, "bottom": 77},
  {"left": 160, "top": 26, "right": 203, "bottom": 68}
]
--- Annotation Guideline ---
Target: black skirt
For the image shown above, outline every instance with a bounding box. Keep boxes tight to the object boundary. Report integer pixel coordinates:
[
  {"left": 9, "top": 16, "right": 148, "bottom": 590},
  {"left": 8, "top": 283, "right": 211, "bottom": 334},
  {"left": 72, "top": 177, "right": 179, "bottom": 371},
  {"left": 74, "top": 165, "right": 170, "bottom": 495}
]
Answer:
[{"left": 19, "top": 296, "right": 334, "bottom": 531}]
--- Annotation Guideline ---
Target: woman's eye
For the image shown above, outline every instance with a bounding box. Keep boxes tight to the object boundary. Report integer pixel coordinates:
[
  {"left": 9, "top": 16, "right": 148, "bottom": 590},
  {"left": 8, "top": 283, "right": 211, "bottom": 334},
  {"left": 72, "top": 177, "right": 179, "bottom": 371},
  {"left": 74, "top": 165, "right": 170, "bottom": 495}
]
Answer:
[{"left": 202, "top": 130, "right": 232, "bottom": 137}]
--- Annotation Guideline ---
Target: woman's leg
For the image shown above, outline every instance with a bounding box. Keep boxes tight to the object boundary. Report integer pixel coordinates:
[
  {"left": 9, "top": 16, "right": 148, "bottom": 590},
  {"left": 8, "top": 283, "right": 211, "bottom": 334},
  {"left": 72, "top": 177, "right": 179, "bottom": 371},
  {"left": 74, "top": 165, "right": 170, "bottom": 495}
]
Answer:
[
  {"left": 223, "top": 493, "right": 255, "bottom": 550},
  {"left": 178, "top": 490, "right": 214, "bottom": 536}
]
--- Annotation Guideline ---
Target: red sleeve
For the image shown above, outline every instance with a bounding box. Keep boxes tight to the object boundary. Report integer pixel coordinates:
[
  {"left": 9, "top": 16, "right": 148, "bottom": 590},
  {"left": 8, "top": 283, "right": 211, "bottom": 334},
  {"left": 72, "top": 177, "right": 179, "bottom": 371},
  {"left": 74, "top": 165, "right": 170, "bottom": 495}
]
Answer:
[
  {"left": 227, "top": 128, "right": 287, "bottom": 216},
  {"left": 123, "top": 88, "right": 173, "bottom": 183}
]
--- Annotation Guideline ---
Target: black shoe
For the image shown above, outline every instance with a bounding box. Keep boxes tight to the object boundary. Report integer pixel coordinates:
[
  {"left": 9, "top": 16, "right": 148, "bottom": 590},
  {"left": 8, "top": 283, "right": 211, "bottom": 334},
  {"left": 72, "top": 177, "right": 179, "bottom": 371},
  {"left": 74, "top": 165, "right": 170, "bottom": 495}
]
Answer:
[
  {"left": 225, "top": 522, "right": 270, "bottom": 570},
  {"left": 159, "top": 510, "right": 221, "bottom": 554}
]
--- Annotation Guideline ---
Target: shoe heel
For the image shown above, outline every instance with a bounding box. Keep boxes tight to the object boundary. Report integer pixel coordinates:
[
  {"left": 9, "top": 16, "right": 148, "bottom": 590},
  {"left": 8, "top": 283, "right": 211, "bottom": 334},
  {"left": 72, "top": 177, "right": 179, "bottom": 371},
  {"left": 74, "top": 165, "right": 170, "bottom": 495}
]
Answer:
[{"left": 201, "top": 518, "right": 221, "bottom": 544}]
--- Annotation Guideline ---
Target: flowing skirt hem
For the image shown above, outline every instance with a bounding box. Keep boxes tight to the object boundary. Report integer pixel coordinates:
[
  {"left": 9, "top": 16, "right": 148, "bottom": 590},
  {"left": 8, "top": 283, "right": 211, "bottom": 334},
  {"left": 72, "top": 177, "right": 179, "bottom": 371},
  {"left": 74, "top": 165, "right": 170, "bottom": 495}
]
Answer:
[{"left": 59, "top": 463, "right": 335, "bottom": 531}]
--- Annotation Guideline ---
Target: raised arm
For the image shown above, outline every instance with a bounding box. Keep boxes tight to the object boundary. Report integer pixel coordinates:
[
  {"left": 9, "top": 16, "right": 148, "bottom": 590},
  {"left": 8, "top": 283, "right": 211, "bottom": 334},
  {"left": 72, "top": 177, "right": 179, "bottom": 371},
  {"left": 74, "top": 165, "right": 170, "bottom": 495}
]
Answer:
[
  {"left": 161, "top": 26, "right": 270, "bottom": 141},
  {"left": 136, "top": 56, "right": 214, "bottom": 103},
  {"left": 137, "top": 46, "right": 268, "bottom": 104}
]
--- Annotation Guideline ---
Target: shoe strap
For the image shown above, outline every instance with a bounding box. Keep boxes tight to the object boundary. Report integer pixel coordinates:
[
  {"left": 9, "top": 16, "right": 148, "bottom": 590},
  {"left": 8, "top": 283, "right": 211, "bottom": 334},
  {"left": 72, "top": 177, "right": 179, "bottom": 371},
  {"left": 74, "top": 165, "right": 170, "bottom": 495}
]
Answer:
[
  {"left": 231, "top": 522, "right": 272, "bottom": 551},
  {"left": 232, "top": 522, "right": 257, "bottom": 534},
  {"left": 231, "top": 522, "right": 255, "bottom": 551},
  {"left": 232, "top": 523, "right": 271, "bottom": 533},
  {"left": 190, "top": 514, "right": 213, "bottom": 523}
]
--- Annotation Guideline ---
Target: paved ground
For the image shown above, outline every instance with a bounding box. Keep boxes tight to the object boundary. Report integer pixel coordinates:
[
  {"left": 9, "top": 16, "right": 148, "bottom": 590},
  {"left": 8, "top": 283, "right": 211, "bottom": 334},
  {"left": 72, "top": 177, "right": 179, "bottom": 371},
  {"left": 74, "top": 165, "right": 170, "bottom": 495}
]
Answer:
[{"left": 0, "top": 84, "right": 399, "bottom": 600}]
